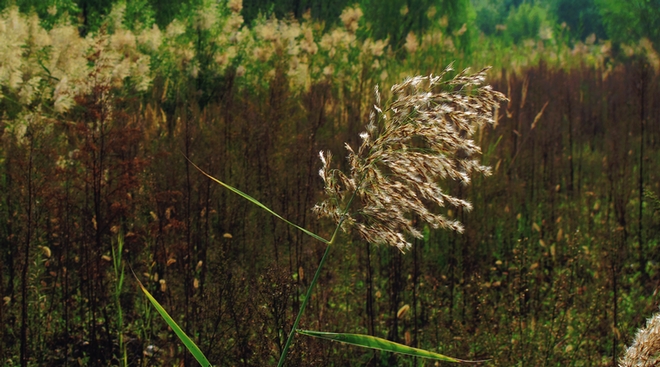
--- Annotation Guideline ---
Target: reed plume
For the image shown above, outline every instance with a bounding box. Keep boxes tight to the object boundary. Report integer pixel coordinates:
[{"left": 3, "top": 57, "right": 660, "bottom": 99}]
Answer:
[
  {"left": 313, "top": 64, "right": 507, "bottom": 251},
  {"left": 621, "top": 311, "right": 660, "bottom": 367}
]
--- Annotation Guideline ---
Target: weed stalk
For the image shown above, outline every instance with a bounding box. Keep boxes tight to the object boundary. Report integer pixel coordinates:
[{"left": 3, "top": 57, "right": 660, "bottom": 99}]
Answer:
[
  {"left": 277, "top": 214, "right": 347, "bottom": 367},
  {"left": 112, "top": 234, "right": 128, "bottom": 367}
]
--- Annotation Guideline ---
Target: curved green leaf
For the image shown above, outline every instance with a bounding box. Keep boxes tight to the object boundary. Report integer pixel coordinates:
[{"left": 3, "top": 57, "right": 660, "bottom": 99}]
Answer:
[
  {"left": 185, "top": 157, "right": 329, "bottom": 244},
  {"left": 297, "top": 330, "right": 487, "bottom": 364},
  {"left": 132, "top": 269, "right": 212, "bottom": 367}
]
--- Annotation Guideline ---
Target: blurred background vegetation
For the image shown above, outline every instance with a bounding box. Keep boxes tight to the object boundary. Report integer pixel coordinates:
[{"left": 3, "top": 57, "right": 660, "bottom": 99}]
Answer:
[
  {"left": 0, "top": 0, "right": 659, "bottom": 366},
  {"left": 4, "top": 0, "right": 659, "bottom": 48}
]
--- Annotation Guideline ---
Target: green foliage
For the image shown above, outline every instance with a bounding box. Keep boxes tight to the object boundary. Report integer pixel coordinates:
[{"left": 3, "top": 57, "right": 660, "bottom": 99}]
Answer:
[
  {"left": 101, "top": 0, "right": 155, "bottom": 33},
  {"left": 646, "top": 190, "right": 660, "bottom": 212},
  {"left": 0, "top": 0, "right": 80, "bottom": 29},
  {"left": 472, "top": 0, "right": 514, "bottom": 35},
  {"left": 360, "top": 0, "right": 475, "bottom": 52},
  {"left": 148, "top": 0, "right": 191, "bottom": 28},
  {"left": 242, "top": 0, "right": 353, "bottom": 25},
  {"left": 595, "top": 0, "right": 660, "bottom": 45},
  {"left": 122, "top": 0, "right": 155, "bottom": 30},
  {"left": 134, "top": 271, "right": 213, "bottom": 367},
  {"left": 552, "top": 0, "right": 606, "bottom": 40},
  {"left": 503, "top": 2, "right": 553, "bottom": 44},
  {"left": 298, "top": 330, "right": 476, "bottom": 362},
  {"left": 304, "top": 0, "right": 354, "bottom": 24},
  {"left": 474, "top": 2, "right": 504, "bottom": 35},
  {"left": 76, "top": 0, "right": 114, "bottom": 34}
]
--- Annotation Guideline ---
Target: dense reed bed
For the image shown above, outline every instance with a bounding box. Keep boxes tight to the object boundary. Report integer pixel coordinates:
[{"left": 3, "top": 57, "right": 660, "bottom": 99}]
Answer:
[{"left": 1, "top": 2, "right": 659, "bottom": 366}]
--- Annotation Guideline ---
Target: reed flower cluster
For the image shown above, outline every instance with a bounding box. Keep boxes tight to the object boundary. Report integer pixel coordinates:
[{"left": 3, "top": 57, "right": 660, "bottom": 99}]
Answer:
[
  {"left": 313, "top": 65, "right": 507, "bottom": 251},
  {"left": 621, "top": 311, "right": 660, "bottom": 367}
]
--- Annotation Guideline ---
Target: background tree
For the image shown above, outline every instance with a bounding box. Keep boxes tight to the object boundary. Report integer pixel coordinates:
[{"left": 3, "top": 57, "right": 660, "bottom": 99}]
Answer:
[
  {"left": 502, "top": 2, "right": 553, "bottom": 44},
  {"left": 595, "top": 0, "right": 660, "bottom": 45},
  {"left": 360, "top": 0, "right": 475, "bottom": 51},
  {"left": 472, "top": 0, "right": 518, "bottom": 36},
  {"left": 552, "top": 0, "right": 605, "bottom": 41}
]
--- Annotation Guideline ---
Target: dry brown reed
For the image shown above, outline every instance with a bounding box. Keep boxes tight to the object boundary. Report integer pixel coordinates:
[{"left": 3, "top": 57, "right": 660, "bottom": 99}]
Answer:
[
  {"left": 621, "top": 311, "right": 660, "bottom": 367},
  {"left": 313, "top": 64, "right": 507, "bottom": 251}
]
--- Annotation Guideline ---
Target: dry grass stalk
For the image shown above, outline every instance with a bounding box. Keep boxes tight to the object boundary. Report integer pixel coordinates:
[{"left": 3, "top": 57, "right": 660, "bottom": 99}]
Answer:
[
  {"left": 313, "top": 64, "right": 507, "bottom": 251},
  {"left": 621, "top": 312, "right": 660, "bottom": 367}
]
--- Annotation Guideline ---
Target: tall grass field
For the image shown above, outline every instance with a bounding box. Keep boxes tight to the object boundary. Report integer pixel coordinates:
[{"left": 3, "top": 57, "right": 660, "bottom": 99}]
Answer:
[{"left": 0, "top": 1, "right": 659, "bottom": 366}]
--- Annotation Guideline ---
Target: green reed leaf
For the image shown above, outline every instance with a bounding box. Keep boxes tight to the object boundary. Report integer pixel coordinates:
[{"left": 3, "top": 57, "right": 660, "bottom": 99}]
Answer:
[
  {"left": 185, "top": 157, "right": 329, "bottom": 244},
  {"left": 132, "top": 269, "right": 212, "bottom": 367},
  {"left": 297, "top": 330, "right": 486, "bottom": 364}
]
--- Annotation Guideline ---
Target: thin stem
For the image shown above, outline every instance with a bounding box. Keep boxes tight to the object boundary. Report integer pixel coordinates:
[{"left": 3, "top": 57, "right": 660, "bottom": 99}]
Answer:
[
  {"left": 277, "top": 177, "right": 362, "bottom": 367},
  {"left": 277, "top": 233, "right": 334, "bottom": 367}
]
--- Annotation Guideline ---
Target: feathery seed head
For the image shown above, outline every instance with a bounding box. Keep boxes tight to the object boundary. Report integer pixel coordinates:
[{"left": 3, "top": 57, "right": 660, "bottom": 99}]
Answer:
[
  {"left": 404, "top": 32, "right": 418, "bottom": 54},
  {"left": 339, "top": 5, "right": 363, "bottom": 33},
  {"left": 137, "top": 24, "right": 163, "bottom": 52},
  {"left": 228, "top": 0, "right": 243, "bottom": 13},
  {"left": 621, "top": 311, "right": 660, "bottom": 367},
  {"left": 194, "top": 2, "right": 218, "bottom": 31},
  {"left": 313, "top": 65, "right": 507, "bottom": 251},
  {"left": 165, "top": 19, "right": 186, "bottom": 38}
]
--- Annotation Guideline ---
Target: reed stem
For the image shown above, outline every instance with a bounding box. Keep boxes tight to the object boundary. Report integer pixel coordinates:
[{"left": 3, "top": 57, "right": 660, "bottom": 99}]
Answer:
[{"left": 277, "top": 217, "right": 345, "bottom": 367}]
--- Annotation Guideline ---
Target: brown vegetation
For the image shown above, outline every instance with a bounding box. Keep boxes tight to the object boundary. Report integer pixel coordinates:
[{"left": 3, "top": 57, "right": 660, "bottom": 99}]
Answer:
[{"left": 0, "top": 57, "right": 658, "bottom": 365}]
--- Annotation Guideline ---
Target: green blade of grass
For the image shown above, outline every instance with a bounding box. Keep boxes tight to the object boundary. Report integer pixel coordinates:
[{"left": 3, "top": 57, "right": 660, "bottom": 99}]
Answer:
[
  {"left": 185, "top": 157, "right": 329, "bottom": 244},
  {"left": 132, "top": 269, "right": 212, "bottom": 367},
  {"left": 297, "top": 329, "right": 486, "bottom": 364}
]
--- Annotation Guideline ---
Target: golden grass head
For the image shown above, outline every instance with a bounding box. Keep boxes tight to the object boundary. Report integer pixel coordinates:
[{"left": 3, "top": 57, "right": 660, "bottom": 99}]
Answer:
[
  {"left": 621, "top": 311, "right": 660, "bottom": 367},
  {"left": 314, "top": 64, "right": 507, "bottom": 251},
  {"left": 404, "top": 32, "right": 418, "bottom": 54},
  {"left": 340, "top": 5, "right": 363, "bottom": 34},
  {"left": 228, "top": 0, "right": 243, "bottom": 13}
]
